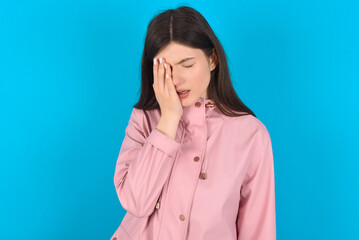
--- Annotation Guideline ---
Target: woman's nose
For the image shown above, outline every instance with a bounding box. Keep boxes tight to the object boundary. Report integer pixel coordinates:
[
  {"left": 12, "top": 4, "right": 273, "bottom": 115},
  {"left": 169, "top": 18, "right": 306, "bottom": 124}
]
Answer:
[
  {"left": 171, "top": 74, "right": 183, "bottom": 86},
  {"left": 168, "top": 65, "right": 183, "bottom": 86}
]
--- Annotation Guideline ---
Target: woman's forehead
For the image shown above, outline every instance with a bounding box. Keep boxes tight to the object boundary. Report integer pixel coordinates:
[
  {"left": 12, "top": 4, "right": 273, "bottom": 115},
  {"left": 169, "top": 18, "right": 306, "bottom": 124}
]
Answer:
[{"left": 155, "top": 43, "right": 203, "bottom": 63}]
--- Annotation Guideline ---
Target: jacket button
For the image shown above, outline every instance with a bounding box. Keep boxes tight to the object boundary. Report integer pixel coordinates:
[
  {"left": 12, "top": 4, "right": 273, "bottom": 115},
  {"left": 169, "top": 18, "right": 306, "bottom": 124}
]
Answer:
[
  {"left": 199, "top": 172, "right": 207, "bottom": 180},
  {"left": 193, "top": 156, "right": 200, "bottom": 162},
  {"left": 179, "top": 214, "right": 185, "bottom": 221},
  {"left": 195, "top": 102, "right": 201, "bottom": 107},
  {"left": 112, "top": 238, "right": 117, "bottom": 240}
]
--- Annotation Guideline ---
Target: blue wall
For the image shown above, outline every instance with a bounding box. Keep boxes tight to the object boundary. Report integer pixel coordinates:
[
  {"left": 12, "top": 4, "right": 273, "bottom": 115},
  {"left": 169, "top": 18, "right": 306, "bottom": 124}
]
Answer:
[{"left": 1, "top": 0, "right": 358, "bottom": 239}]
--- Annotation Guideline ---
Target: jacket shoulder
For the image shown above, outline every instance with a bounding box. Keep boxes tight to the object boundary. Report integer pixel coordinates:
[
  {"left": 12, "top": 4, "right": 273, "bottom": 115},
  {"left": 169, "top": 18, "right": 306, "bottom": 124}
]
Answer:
[
  {"left": 223, "top": 113, "right": 271, "bottom": 142},
  {"left": 127, "top": 107, "right": 161, "bottom": 136},
  {"left": 130, "top": 107, "right": 160, "bottom": 119}
]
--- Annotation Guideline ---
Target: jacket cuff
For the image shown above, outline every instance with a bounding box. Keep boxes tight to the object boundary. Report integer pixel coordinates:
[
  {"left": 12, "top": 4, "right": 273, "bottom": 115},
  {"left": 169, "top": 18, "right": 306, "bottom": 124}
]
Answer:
[{"left": 146, "top": 128, "right": 181, "bottom": 158}]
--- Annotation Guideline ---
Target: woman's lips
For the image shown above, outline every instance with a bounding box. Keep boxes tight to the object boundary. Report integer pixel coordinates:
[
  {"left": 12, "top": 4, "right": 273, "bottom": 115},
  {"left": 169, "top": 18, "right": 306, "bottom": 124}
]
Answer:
[
  {"left": 176, "top": 89, "right": 189, "bottom": 93},
  {"left": 177, "top": 90, "right": 190, "bottom": 98}
]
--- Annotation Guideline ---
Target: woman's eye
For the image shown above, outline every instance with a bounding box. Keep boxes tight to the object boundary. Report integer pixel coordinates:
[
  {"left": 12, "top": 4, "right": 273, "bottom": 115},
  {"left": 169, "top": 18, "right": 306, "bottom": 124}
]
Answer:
[{"left": 183, "top": 64, "right": 194, "bottom": 68}]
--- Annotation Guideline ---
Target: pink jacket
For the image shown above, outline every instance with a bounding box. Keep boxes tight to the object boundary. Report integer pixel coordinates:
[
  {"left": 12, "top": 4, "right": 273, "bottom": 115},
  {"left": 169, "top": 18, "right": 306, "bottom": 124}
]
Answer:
[{"left": 111, "top": 97, "right": 276, "bottom": 240}]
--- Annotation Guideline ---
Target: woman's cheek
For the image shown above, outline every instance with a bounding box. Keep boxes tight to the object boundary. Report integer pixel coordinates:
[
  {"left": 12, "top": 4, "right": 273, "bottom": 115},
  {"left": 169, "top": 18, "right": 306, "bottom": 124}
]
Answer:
[
  {"left": 191, "top": 65, "right": 204, "bottom": 79},
  {"left": 178, "top": 68, "right": 192, "bottom": 78}
]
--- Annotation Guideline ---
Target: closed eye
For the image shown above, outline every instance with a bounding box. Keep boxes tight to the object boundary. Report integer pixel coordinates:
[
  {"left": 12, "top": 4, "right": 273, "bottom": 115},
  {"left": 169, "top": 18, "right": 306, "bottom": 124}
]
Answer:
[{"left": 184, "top": 64, "right": 194, "bottom": 68}]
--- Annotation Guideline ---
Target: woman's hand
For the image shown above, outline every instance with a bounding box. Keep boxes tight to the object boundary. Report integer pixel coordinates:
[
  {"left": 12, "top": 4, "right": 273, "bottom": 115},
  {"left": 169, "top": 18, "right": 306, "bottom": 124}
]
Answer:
[{"left": 152, "top": 57, "right": 183, "bottom": 119}]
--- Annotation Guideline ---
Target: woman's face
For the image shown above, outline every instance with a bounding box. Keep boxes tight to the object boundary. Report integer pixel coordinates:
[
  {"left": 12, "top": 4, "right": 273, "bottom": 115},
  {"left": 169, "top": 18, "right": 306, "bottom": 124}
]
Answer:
[{"left": 154, "top": 41, "right": 217, "bottom": 107}]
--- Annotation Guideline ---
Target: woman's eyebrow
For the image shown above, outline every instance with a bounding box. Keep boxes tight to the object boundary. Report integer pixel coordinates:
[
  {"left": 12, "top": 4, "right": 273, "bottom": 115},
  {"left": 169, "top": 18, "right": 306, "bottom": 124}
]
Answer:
[{"left": 175, "top": 57, "right": 195, "bottom": 65}]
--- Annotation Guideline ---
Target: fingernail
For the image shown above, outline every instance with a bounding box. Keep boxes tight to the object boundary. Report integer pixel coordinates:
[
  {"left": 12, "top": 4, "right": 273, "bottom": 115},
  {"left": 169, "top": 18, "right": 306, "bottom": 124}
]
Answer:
[
  {"left": 164, "top": 63, "right": 167, "bottom": 69},
  {"left": 166, "top": 73, "right": 169, "bottom": 79},
  {"left": 153, "top": 58, "right": 157, "bottom": 65},
  {"left": 159, "top": 58, "right": 163, "bottom": 63}
]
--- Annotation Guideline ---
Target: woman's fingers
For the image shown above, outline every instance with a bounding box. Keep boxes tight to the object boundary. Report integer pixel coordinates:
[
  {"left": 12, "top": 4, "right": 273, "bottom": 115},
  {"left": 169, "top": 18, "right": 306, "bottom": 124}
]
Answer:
[
  {"left": 157, "top": 58, "right": 165, "bottom": 92},
  {"left": 153, "top": 57, "right": 176, "bottom": 97},
  {"left": 164, "top": 62, "right": 169, "bottom": 95},
  {"left": 152, "top": 57, "right": 183, "bottom": 117},
  {"left": 164, "top": 61, "right": 175, "bottom": 95},
  {"left": 153, "top": 58, "right": 158, "bottom": 91}
]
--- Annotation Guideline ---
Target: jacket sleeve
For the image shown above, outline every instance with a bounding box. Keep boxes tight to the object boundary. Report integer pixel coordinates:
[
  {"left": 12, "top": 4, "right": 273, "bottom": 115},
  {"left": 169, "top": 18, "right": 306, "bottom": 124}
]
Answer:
[
  {"left": 114, "top": 108, "right": 181, "bottom": 218},
  {"left": 236, "top": 125, "right": 276, "bottom": 240}
]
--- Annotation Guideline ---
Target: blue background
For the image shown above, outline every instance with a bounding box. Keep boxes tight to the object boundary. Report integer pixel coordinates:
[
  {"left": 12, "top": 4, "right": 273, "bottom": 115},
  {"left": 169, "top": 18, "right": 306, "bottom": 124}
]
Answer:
[{"left": 1, "top": 0, "right": 358, "bottom": 239}]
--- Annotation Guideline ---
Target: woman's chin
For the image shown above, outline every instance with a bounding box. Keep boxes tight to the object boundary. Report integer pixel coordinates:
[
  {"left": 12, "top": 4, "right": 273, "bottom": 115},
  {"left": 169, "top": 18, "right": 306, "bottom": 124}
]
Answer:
[{"left": 180, "top": 98, "right": 195, "bottom": 107}]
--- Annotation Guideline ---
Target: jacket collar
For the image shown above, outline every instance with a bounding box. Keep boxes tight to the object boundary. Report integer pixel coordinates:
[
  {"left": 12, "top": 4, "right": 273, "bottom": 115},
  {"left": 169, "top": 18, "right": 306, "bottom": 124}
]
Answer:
[{"left": 179, "top": 97, "right": 216, "bottom": 126}]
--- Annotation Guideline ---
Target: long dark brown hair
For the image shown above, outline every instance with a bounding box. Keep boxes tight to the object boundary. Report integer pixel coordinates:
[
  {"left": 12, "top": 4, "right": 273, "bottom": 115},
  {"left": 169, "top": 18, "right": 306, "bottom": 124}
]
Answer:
[{"left": 133, "top": 6, "right": 256, "bottom": 118}]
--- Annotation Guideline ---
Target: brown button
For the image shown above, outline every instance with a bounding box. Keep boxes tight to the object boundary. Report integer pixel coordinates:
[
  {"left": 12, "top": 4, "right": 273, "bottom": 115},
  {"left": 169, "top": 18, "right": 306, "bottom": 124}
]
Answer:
[
  {"left": 125, "top": 163, "right": 129, "bottom": 166},
  {"left": 112, "top": 238, "right": 117, "bottom": 240},
  {"left": 199, "top": 172, "right": 207, "bottom": 180},
  {"left": 179, "top": 214, "right": 185, "bottom": 221},
  {"left": 193, "top": 156, "right": 200, "bottom": 162},
  {"left": 195, "top": 102, "right": 201, "bottom": 107}
]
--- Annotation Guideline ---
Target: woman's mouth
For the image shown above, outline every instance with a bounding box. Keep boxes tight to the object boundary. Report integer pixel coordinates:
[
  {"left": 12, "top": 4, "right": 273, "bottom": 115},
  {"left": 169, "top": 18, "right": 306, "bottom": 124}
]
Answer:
[{"left": 177, "top": 90, "right": 190, "bottom": 98}]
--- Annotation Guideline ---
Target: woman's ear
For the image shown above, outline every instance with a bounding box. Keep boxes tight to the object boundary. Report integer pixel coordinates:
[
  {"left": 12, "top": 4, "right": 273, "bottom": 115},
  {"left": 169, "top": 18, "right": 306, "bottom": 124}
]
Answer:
[{"left": 209, "top": 48, "right": 218, "bottom": 71}]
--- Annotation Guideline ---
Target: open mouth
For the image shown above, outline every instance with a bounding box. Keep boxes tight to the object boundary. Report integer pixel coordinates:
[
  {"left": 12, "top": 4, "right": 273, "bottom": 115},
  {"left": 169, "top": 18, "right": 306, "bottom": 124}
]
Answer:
[
  {"left": 177, "top": 90, "right": 190, "bottom": 98},
  {"left": 177, "top": 90, "right": 190, "bottom": 94}
]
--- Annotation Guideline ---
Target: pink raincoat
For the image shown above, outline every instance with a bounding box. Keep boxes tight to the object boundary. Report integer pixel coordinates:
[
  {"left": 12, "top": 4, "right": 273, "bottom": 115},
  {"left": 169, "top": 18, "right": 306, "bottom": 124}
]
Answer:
[{"left": 111, "top": 97, "right": 276, "bottom": 240}]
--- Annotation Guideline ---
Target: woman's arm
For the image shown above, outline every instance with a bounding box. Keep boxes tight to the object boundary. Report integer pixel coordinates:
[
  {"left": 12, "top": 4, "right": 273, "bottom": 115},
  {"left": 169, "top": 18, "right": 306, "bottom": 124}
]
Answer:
[
  {"left": 236, "top": 126, "right": 276, "bottom": 239},
  {"left": 114, "top": 108, "right": 181, "bottom": 218}
]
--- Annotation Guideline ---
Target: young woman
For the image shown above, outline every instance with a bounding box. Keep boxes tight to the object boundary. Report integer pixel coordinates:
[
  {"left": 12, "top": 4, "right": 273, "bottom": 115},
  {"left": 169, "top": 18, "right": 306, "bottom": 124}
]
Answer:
[{"left": 110, "top": 6, "right": 276, "bottom": 240}]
